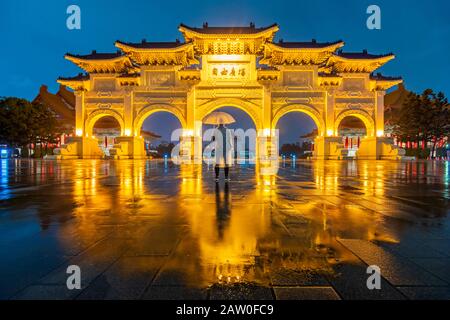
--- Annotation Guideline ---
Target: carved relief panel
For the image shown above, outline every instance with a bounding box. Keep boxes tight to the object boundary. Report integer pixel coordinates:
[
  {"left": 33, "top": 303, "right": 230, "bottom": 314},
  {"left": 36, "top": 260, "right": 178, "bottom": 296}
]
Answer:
[
  {"left": 94, "top": 79, "right": 116, "bottom": 91},
  {"left": 282, "top": 71, "right": 313, "bottom": 88},
  {"left": 146, "top": 71, "right": 175, "bottom": 87},
  {"left": 342, "top": 78, "right": 365, "bottom": 92}
]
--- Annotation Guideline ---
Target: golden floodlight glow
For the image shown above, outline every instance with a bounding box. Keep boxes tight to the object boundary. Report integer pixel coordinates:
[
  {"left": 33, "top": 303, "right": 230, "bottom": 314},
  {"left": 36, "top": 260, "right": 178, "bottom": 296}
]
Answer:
[
  {"left": 326, "top": 129, "right": 334, "bottom": 137},
  {"left": 76, "top": 129, "right": 83, "bottom": 136},
  {"left": 376, "top": 130, "right": 384, "bottom": 137},
  {"left": 211, "top": 54, "right": 243, "bottom": 62},
  {"left": 124, "top": 129, "right": 131, "bottom": 136}
]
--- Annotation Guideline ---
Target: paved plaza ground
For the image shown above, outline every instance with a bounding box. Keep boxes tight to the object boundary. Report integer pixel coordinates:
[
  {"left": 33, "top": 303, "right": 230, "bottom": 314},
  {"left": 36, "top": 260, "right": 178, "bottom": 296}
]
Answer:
[{"left": 0, "top": 159, "right": 449, "bottom": 300}]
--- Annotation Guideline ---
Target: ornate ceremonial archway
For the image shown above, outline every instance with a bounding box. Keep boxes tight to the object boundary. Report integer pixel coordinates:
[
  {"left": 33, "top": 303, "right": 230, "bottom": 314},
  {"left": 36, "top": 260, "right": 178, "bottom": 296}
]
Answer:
[
  {"left": 134, "top": 103, "right": 187, "bottom": 136},
  {"left": 334, "top": 109, "right": 375, "bottom": 137},
  {"left": 85, "top": 109, "right": 125, "bottom": 137},
  {"left": 196, "top": 98, "right": 262, "bottom": 129},
  {"left": 272, "top": 104, "right": 325, "bottom": 136},
  {"left": 56, "top": 23, "right": 403, "bottom": 160}
]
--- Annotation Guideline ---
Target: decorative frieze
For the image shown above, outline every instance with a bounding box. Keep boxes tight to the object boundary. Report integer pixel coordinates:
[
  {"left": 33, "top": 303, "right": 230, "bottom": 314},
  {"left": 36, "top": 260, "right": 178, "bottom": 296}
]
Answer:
[
  {"left": 146, "top": 71, "right": 176, "bottom": 86},
  {"left": 282, "top": 71, "right": 313, "bottom": 88}
]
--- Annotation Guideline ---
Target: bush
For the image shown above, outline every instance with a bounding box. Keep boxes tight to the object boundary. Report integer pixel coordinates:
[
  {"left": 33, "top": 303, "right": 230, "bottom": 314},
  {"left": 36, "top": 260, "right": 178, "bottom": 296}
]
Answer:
[
  {"left": 436, "top": 147, "right": 447, "bottom": 158},
  {"left": 404, "top": 148, "right": 430, "bottom": 159}
]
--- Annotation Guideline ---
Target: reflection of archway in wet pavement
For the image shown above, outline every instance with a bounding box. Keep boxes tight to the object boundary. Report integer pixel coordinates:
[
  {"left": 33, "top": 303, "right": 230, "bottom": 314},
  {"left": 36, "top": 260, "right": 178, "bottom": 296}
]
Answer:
[{"left": 8, "top": 159, "right": 449, "bottom": 299}]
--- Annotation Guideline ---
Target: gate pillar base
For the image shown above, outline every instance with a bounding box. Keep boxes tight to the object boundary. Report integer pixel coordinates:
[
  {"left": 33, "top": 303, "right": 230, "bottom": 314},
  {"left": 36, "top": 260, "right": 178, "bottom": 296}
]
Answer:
[
  {"left": 357, "top": 137, "right": 405, "bottom": 160},
  {"left": 313, "top": 136, "right": 343, "bottom": 160},
  {"left": 110, "top": 136, "right": 146, "bottom": 159}
]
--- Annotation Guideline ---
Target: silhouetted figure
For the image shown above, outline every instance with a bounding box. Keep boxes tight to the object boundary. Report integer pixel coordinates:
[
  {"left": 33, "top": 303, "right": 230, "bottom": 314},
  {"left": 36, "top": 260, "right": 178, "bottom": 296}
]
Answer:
[{"left": 213, "top": 124, "right": 234, "bottom": 181}]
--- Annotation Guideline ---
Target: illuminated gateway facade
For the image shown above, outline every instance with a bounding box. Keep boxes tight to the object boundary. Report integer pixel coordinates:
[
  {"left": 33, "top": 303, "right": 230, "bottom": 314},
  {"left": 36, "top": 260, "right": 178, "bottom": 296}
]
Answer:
[{"left": 56, "top": 23, "right": 404, "bottom": 160}]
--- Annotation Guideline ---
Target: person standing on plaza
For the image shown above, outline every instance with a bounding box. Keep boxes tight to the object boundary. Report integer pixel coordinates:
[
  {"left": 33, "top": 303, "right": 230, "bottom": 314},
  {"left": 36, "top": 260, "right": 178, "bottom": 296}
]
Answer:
[{"left": 203, "top": 111, "right": 235, "bottom": 182}]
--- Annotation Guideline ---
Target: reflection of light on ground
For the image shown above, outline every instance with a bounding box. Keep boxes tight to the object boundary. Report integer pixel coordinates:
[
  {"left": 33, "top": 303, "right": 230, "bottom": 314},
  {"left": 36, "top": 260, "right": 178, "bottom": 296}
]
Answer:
[
  {"left": 2, "top": 159, "right": 449, "bottom": 291},
  {"left": 445, "top": 161, "right": 449, "bottom": 185},
  {"left": 0, "top": 159, "right": 9, "bottom": 200}
]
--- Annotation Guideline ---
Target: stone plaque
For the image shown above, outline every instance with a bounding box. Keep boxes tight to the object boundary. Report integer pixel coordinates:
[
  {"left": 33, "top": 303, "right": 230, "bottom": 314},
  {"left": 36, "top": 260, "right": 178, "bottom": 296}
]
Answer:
[{"left": 283, "top": 72, "right": 312, "bottom": 87}]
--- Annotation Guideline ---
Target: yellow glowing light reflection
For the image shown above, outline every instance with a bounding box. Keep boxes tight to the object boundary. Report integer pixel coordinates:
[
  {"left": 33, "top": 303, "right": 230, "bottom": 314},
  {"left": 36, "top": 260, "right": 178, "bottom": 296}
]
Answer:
[{"left": 63, "top": 159, "right": 406, "bottom": 287}]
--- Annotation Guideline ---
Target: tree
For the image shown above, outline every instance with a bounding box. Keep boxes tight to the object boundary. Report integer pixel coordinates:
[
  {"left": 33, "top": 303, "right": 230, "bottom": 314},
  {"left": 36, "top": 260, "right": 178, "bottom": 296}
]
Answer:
[
  {"left": 0, "top": 97, "right": 62, "bottom": 157},
  {"left": 428, "top": 91, "right": 450, "bottom": 156},
  {"left": 280, "top": 143, "right": 303, "bottom": 157},
  {"left": 394, "top": 89, "right": 450, "bottom": 158},
  {"left": 0, "top": 97, "right": 34, "bottom": 148},
  {"left": 30, "top": 102, "right": 63, "bottom": 156},
  {"left": 156, "top": 142, "right": 175, "bottom": 158}
]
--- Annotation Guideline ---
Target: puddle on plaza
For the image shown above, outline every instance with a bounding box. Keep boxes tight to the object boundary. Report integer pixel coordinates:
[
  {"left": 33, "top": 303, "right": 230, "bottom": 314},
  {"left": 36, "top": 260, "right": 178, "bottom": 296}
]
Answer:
[{"left": 0, "top": 159, "right": 449, "bottom": 289}]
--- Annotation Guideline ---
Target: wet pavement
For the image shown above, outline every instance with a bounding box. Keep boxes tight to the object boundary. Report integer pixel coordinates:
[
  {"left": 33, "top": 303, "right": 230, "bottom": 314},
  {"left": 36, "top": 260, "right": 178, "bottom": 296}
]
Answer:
[{"left": 0, "top": 159, "right": 449, "bottom": 300}]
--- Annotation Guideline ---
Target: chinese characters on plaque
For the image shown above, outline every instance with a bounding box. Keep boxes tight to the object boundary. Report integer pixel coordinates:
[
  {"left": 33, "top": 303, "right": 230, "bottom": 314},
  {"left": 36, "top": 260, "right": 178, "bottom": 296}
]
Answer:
[{"left": 211, "top": 65, "right": 247, "bottom": 78}]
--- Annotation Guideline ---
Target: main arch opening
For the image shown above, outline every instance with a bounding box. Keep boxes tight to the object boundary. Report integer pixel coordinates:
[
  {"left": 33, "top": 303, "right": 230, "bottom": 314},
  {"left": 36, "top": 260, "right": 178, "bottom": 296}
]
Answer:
[
  {"left": 337, "top": 116, "right": 367, "bottom": 157},
  {"left": 201, "top": 106, "right": 257, "bottom": 164},
  {"left": 140, "top": 111, "right": 182, "bottom": 158},
  {"left": 275, "top": 111, "right": 319, "bottom": 160},
  {"left": 92, "top": 116, "right": 121, "bottom": 156}
]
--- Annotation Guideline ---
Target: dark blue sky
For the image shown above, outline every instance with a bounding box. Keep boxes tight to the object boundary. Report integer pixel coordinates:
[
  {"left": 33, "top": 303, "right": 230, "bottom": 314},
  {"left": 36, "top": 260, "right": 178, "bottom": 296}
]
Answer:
[{"left": 1, "top": 0, "right": 449, "bottom": 143}]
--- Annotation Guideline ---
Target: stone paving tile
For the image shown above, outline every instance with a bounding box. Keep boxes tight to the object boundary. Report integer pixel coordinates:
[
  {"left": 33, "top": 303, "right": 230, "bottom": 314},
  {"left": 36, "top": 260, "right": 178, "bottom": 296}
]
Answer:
[
  {"left": 142, "top": 286, "right": 208, "bottom": 300},
  {"left": 209, "top": 284, "right": 274, "bottom": 300},
  {"left": 270, "top": 269, "right": 329, "bottom": 286},
  {"left": 12, "top": 285, "right": 79, "bottom": 300},
  {"left": 37, "top": 238, "right": 129, "bottom": 287},
  {"left": 77, "top": 281, "right": 146, "bottom": 300},
  {"left": 2, "top": 160, "right": 450, "bottom": 300},
  {"left": 273, "top": 287, "right": 340, "bottom": 300},
  {"left": 0, "top": 241, "right": 70, "bottom": 299},
  {"left": 397, "top": 287, "right": 450, "bottom": 300},
  {"left": 420, "top": 239, "right": 450, "bottom": 257},
  {"left": 0, "top": 218, "right": 42, "bottom": 244},
  {"left": 409, "top": 258, "right": 450, "bottom": 284},
  {"left": 76, "top": 256, "right": 166, "bottom": 300},
  {"left": 379, "top": 241, "right": 447, "bottom": 259},
  {"left": 337, "top": 239, "right": 446, "bottom": 286},
  {"left": 327, "top": 263, "right": 406, "bottom": 300},
  {"left": 151, "top": 269, "right": 201, "bottom": 287},
  {"left": 125, "top": 225, "right": 186, "bottom": 256}
]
